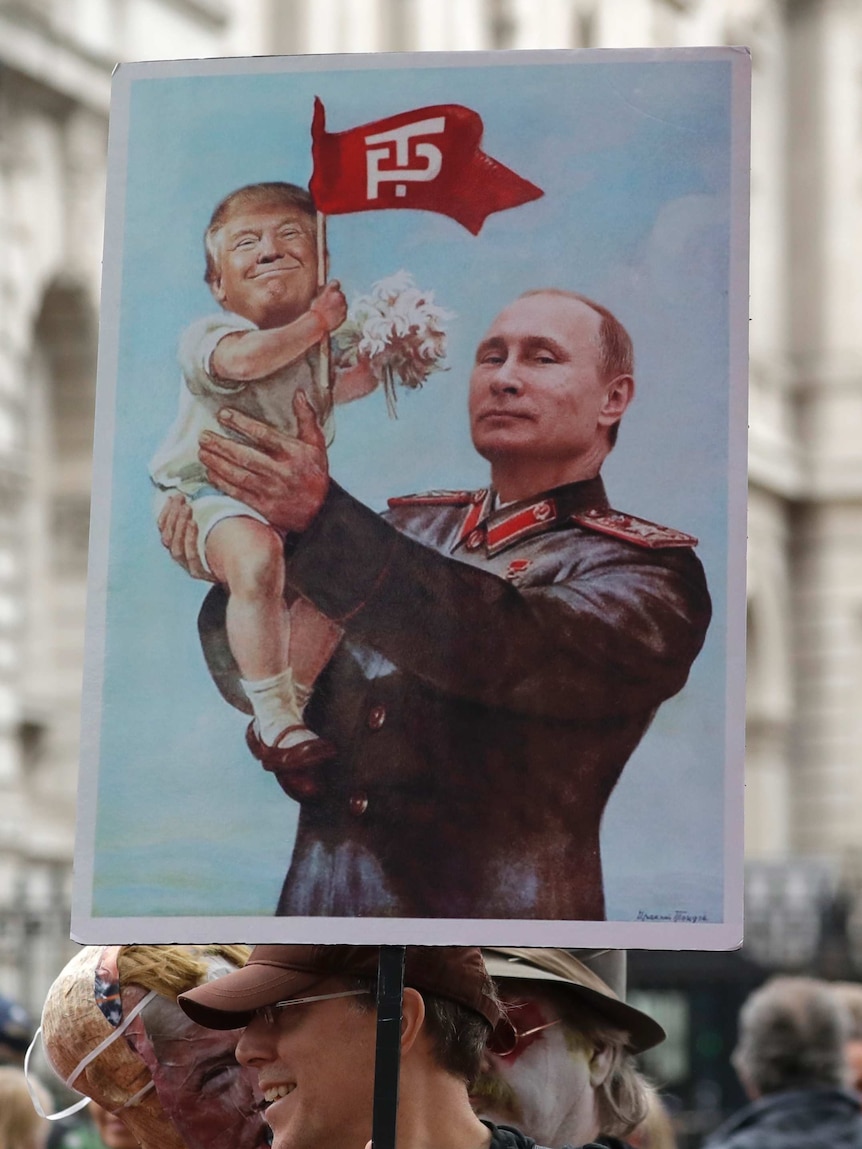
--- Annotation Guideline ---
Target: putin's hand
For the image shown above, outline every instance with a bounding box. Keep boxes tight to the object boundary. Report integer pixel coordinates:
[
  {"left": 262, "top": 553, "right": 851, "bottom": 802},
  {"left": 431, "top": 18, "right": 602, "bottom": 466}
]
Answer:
[
  {"left": 157, "top": 494, "right": 214, "bottom": 581},
  {"left": 198, "top": 393, "right": 329, "bottom": 533}
]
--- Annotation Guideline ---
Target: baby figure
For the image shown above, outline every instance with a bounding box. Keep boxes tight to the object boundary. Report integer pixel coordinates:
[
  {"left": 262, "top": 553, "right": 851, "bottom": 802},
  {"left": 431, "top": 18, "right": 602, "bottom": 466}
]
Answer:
[{"left": 151, "top": 182, "right": 372, "bottom": 779}]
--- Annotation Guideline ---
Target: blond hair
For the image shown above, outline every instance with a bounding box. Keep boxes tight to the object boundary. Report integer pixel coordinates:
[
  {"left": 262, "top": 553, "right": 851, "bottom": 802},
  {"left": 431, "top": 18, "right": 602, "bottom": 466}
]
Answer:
[
  {"left": 117, "top": 944, "right": 250, "bottom": 1000},
  {"left": 0, "top": 1067, "right": 50, "bottom": 1149},
  {"left": 554, "top": 990, "right": 650, "bottom": 1137},
  {"left": 629, "top": 1081, "right": 677, "bottom": 1149},
  {"left": 203, "top": 182, "right": 316, "bottom": 285}
]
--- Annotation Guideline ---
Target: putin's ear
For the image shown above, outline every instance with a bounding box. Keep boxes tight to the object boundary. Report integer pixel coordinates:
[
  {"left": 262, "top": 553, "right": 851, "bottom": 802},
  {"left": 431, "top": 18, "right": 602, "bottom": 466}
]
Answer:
[
  {"left": 400, "top": 987, "right": 427, "bottom": 1056},
  {"left": 600, "top": 375, "right": 635, "bottom": 426},
  {"left": 588, "top": 1043, "right": 615, "bottom": 1088}
]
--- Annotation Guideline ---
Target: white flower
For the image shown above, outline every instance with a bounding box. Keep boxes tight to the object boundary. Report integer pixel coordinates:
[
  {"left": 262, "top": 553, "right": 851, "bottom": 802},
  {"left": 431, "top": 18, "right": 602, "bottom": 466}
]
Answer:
[{"left": 333, "top": 272, "right": 455, "bottom": 416}]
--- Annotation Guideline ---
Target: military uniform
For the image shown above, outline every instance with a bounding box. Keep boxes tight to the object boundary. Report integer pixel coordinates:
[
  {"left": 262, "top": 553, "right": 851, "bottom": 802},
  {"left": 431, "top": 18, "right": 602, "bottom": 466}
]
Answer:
[{"left": 199, "top": 475, "right": 711, "bottom": 921}]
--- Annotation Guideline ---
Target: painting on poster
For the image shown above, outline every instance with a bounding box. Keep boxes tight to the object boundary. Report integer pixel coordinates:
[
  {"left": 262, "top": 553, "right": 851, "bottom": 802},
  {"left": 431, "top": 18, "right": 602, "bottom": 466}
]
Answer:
[{"left": 73, "top": 48, "right": 749, "bottom": 946}]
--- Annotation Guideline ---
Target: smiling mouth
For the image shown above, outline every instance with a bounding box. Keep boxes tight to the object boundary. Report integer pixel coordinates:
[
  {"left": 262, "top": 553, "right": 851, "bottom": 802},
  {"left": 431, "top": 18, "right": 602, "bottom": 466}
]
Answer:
[
  {"left": 263, "top": 1084, "right": 296, "bottom": 1104},
  {"left": 251, "top": 265, "right": 301, "bottom": 279}
]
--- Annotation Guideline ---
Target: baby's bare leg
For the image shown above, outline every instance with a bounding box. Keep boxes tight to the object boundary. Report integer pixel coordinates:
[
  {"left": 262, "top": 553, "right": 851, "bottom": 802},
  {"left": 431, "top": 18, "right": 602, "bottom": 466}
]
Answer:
[
  {"left": 205, "top": 517, "right": 333, "bottom": 767},
  {"left": 206, "top": 516, "right": 288, "bottom": 681}
]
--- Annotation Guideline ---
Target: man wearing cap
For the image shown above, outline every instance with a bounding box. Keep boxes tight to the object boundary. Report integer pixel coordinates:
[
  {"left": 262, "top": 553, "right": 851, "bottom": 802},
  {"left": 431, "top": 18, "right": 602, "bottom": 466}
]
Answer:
[
  {"left": 473, "top": 948, "right": 665, "bottom": 1149},
  {"left": 164, "top": 288, "right": 711, "bottom": 921},
  {"left": 0, "top": 993, "right": 33, "bottom": 1067},
  {"left": 179, "top": 943, "right": 554, "bottom": 1149}
]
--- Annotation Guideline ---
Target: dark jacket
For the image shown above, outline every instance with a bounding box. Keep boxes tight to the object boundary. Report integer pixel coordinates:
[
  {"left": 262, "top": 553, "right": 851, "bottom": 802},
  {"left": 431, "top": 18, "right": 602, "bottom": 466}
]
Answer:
[
  {"left": 704, "top": 1088, "right": 862, "bottom": 1149},
  {"left": 200, "top": 476, "right": 711, "bottom": 920},
  {"left": 486, "top": 1123, "right": 543, "bottom": 1149},
  {"left": 483, "top": 1120, "right": 596, "bottom": 1149}
]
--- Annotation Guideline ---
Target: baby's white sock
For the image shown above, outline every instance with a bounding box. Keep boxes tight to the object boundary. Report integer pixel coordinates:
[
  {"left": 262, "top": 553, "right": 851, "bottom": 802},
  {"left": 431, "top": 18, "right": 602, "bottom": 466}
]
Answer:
[{"left": 241, "top": 669, "right": 316, "bottom": 748}]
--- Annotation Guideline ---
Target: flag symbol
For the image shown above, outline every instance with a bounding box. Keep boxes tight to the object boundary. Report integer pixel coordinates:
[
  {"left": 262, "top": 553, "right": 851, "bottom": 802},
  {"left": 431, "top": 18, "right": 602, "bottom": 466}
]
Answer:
[{"left": 310, "top": 97, "right": 543, "bottom": 235}]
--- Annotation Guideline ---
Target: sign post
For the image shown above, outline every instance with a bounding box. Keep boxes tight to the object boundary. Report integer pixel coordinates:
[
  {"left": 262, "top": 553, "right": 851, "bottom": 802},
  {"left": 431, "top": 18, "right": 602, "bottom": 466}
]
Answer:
[{"left": 372, "top": 946, "right": 407, "bottom": 1149}]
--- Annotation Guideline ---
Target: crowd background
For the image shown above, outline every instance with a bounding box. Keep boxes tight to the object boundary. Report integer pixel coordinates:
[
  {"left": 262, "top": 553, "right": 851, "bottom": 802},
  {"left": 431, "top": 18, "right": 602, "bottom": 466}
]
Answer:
[{"left": 0, "top": 0, "right": 861, "bottom": 1145}]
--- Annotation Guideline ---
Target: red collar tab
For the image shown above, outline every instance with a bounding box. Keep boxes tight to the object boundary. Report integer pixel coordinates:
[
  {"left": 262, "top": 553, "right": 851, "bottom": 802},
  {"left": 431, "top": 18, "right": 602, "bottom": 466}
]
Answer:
[
  {"left": 455, "top": 495, "right": 563, "bottom": 555},
  {"left": 572, "top": 508, "right": 699, "bottom": 549},
  {"left": 453, "top": 489, "right": 494, "bottom": 551},
  {"left": 486, "top": 497, "right": 559, "bottom": 554}
]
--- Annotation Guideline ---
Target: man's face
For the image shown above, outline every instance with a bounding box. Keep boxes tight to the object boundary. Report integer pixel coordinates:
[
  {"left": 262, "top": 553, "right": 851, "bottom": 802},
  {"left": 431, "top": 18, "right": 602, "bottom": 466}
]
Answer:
[
  {"left": 211, "top": 203, "right": 318, "bottom": 328},
  {"left": 471, "top": 985, "right": 598, "bottom": 1148},
  {"left": 469, "top": 293, "right": 619, "bottom": 473},
  {"left": 148, "top": 1025, "right": 270, "bottom": 1149},
  {"left": 236, "top": 983, "right": 377, "bottom": 1149},
  {"left": 90, "top": 1101, "right": 140, "bottom": 1149}
]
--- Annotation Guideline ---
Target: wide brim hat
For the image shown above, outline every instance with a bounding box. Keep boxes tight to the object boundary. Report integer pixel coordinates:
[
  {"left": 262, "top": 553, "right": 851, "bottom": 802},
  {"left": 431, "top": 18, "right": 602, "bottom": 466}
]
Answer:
[
  {"left": 180, "top": 944, "right": 508, "bottom": 1038},
  {"left": 482, "top": 946, "right": 665, "bottom": 1053}
]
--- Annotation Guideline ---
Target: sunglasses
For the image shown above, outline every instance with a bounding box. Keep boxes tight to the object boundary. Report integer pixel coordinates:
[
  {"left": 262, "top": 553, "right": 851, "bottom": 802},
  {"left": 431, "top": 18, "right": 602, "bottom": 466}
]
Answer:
[
  {"left": 487, "top": 1016, "right": 562, "bottom": 1057},
  {"left": 254, "top": 988, "right": 369, "bottom": 1026}
]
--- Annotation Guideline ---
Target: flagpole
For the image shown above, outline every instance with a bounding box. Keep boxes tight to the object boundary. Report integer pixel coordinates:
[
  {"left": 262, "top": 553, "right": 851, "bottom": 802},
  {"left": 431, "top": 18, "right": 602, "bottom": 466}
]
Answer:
[{"left": 317, "top": 209, "right": 331, "bottom": 403}]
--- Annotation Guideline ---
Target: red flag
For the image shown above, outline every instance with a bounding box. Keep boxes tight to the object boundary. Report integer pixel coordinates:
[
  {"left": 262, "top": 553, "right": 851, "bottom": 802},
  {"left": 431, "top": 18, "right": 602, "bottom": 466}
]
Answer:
[{"left": 310, "top": 98, "right": 543, "bottom": 235}]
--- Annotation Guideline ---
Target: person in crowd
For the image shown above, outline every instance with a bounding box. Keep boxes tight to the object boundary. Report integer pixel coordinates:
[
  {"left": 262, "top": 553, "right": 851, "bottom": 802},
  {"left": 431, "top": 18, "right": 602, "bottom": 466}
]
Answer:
[
  {"left": 86, "top": 1104, "right": 139, "bottom": 1149},
  {"left": 627, "top": 1083, "right": 677, "bottom": 1149},
  {"left": 177, "top": 943, "right": 558, "bottom": 1149},
  {"left": 474, "top": 948, "right": 664, "bottom": 1148},
  {"left": 832, "top": 982, "right": 862, "bottom": 1093},
  {"left": 705, "top": 975, "right": 862, "bottom": 1149},
  {"left": 0, "top": 992, "right": 94, "bottom": 1149},
  {"left": 0, "top": 1065, "right": 51, "bottom": 1149},
  {"left": 0, "top": 995, "right": 34, "bottom": 1068},
  {"left": 39, "top": 944, "right": 268, "bottom": 1149}
]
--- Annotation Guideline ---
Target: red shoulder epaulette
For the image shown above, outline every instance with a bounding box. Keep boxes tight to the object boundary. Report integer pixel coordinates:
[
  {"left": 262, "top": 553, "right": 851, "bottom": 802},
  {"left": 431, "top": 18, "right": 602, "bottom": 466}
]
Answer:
[
  {"left": 572, "top": 508, "right": 698, "bottom": 549},
  {"left": 388, "top": 489, "right": 480, "bottom": 508}
]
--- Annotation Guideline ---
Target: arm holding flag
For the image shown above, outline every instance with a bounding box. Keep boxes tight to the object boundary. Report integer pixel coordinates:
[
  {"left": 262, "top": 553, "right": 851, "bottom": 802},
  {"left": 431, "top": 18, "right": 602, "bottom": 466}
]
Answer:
[{"left": 209, "top": 281, "right": 346, "bottom": 384}]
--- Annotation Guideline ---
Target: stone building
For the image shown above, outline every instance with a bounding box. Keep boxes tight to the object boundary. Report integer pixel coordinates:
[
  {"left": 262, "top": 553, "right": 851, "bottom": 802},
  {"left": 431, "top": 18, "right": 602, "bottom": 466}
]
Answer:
[
  {"left": 1, "top": 0, "right": 860, "bottom": 1052},
  {"left": 0, "top": 0, "right": 270, "bottom": 1009}
]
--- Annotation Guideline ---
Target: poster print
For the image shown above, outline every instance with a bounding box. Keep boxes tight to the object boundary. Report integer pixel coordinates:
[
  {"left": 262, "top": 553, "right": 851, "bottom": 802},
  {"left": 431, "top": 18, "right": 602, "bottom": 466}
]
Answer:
[{"left": 74, "top": 48, "right": 749, "bottom": 947}]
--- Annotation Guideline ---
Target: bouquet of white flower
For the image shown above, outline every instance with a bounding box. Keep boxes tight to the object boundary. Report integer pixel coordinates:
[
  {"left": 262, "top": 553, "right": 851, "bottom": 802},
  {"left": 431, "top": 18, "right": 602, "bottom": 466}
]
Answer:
[{"left": 333, "top": 271, "right": 455, "bottom": 417}]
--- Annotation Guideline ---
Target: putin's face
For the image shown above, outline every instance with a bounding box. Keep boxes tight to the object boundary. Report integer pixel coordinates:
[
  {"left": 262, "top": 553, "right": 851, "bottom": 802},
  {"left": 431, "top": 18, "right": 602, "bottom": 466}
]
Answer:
[{"left": 469, "top": 293, "right": 623, "bottom": 476}]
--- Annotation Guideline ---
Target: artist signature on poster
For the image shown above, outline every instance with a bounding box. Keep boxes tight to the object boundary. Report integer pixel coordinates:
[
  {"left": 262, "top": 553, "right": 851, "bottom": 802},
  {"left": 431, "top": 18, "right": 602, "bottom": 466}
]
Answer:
[{"left": 636, "top": 910, "right": 709, "bottom": 924}]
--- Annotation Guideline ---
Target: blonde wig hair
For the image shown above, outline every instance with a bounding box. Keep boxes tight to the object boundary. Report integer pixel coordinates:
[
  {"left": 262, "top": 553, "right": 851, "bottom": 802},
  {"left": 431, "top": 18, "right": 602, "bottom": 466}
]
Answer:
[{"left": 41, "top": 945, "right": 250, "bottom": 1149}]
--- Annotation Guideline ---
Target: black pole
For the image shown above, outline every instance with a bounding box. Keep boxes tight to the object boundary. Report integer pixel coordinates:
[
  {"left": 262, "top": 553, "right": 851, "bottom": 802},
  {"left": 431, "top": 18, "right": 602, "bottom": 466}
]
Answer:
[{"left": 371, "top": 944, "right": 406, "bottom": 1149}]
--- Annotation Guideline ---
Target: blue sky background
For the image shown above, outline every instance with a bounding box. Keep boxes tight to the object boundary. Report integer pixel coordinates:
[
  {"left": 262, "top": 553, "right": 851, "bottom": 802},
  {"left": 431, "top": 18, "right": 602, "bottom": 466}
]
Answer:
[{"left": 79, "top": 51, "right": 745, "bottom": 938}]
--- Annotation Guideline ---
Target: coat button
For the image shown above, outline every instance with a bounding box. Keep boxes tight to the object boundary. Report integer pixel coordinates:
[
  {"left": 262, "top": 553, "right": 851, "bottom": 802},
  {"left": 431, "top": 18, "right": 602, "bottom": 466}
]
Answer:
[
  {"left": 367, "top": 704, "right": 386, "bottom": 730},
  {"left": 465, "top": 528, "right": 483, "bottom": 551},
  {"left": 348, "top": 791, "right": 369, "bottom": 817}
]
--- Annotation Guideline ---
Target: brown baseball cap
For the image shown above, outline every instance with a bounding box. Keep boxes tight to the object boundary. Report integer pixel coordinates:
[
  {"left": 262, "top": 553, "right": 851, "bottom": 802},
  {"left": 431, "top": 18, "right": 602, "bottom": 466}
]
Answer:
[
  {"left": 179, "top": 944, "right": 507, "bottom": 1034},
  {"left": 483, "top": 947, "right": 665, "bottom": 1053}
]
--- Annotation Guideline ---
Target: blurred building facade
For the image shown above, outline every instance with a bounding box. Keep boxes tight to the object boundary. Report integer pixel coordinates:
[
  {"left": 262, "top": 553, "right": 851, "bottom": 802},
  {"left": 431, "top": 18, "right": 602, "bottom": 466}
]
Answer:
[
  {"left": 0, "top": 0, "right": 272, "bottom": 1009},
  {"left": 0, "top": 0, "right": 860, "bottom": 1092}
]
